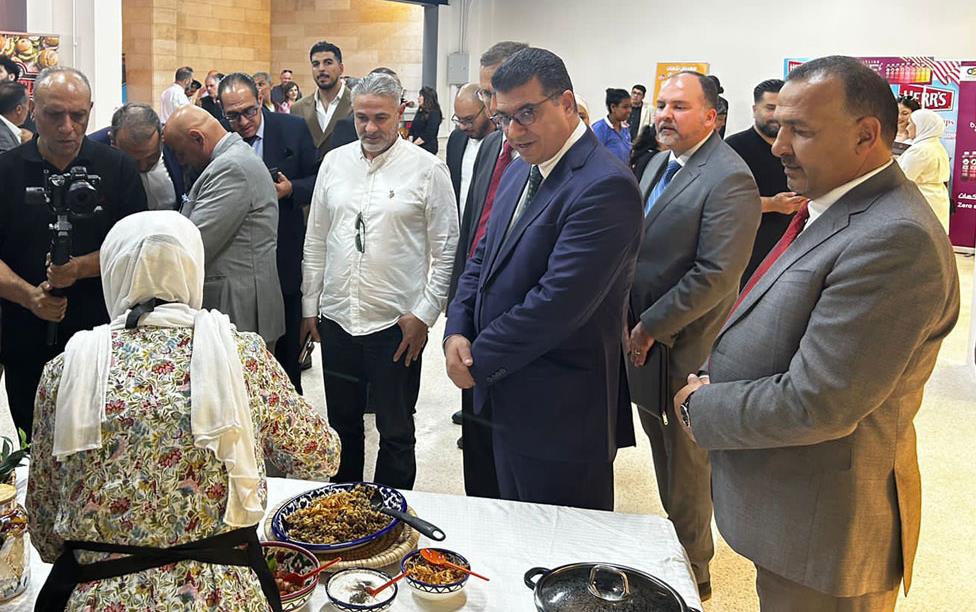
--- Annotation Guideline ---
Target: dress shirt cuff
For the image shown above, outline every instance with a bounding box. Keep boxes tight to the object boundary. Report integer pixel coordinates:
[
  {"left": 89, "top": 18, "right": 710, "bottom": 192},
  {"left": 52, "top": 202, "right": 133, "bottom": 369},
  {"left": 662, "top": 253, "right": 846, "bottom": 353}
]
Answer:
[
  {"left": 302, "top": 296, "right": 320, "bottom": 319},
  {"left": 411, "top": 298, "right": 441, "bottom": 328}
]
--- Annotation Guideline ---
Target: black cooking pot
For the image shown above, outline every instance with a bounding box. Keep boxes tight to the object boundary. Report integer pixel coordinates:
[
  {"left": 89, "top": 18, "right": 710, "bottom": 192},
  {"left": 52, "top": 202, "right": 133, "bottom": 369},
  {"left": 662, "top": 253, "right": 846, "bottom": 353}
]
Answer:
[{"left": 524, "top": 563, "right": 702, "bottom": 612}]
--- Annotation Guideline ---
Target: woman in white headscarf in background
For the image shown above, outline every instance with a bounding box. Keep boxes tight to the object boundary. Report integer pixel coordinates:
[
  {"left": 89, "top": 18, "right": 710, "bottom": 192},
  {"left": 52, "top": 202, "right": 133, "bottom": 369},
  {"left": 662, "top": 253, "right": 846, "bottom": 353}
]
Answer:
[
  {"left": 27, "top": 211, "right": 340, "bottom": 611},
  {"left": 898, "top": 108, "right": 951, "bottom": 231}
]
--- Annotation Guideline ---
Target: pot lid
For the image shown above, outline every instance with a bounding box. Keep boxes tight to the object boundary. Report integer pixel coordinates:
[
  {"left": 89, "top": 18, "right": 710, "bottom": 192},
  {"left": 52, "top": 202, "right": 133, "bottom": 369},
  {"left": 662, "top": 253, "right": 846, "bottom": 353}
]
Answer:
[{"left": 530, "top": 563, "right": 687, "bottom": 612}]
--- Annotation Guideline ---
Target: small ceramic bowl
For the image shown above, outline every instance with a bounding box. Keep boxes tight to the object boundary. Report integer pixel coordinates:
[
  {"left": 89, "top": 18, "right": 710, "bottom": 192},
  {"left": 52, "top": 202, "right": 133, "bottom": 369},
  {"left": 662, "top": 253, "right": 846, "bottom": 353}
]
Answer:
[
  {"left": 326, "top": 568, "right": 398, "bottom": 611},
  {"left": 400, "top": 548, "right": 470, "bottom": 601},
  {"left": 260, "top": 541, "right": 319, "bottom": 611}
]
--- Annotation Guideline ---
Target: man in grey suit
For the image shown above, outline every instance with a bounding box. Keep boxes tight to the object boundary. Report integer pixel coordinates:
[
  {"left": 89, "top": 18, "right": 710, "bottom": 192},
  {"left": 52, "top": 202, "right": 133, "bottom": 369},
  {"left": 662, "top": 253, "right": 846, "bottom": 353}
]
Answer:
[
  {"left": 626, "top": 71, "right": 761, "bottom": 600},
  {"left": 0, "top": 82, "right": 28, "bottom": 153},
  {"left": 674, "top": 56, "right": 959, "bottom": 610},
  {"left": 163, "top": 105, "right": 284, "bottom": 348},
  {"left": 289, "top": 41, "right": 352, "bottom": 160}
]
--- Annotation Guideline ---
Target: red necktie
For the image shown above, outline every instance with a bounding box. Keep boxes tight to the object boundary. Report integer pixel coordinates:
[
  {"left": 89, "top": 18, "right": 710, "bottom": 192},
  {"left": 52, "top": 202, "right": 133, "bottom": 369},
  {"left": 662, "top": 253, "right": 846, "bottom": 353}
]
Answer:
[
  {"left": 469, "top": 140, "right": 514, "bottom": 258},
  {"left": 730, "top": 203, "right": 810, "bottom": 315}
]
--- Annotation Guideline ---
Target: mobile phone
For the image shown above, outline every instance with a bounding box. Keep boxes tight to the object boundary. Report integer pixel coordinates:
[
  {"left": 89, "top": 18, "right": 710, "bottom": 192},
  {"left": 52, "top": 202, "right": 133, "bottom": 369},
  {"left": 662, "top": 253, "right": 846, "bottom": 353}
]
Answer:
[{"left": 268, "top": 167, "right": 280, "bottom": 182}]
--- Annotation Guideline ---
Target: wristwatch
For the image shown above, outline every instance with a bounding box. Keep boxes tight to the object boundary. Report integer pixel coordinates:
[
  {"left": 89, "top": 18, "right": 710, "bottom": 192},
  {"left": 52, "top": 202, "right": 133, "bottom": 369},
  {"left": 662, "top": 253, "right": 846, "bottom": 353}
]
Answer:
[{"left": 679, "top": 392, "right": 694, "bottom": 428}]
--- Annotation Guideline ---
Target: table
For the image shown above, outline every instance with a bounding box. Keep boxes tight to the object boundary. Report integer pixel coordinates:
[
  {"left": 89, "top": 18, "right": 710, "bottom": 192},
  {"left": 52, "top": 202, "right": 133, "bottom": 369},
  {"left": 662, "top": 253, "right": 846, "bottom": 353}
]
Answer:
[{"left": 8, "top": 472, "right": 702, "bottom": 611}]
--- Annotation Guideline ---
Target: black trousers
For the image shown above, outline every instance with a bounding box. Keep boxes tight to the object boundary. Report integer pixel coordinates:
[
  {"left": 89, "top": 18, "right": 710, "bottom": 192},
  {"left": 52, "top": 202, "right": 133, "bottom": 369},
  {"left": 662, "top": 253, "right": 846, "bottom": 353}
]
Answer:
[
  {"left": 319, "top": 318, "right": 421, "bottom": 490},
  {"left": 272, "top": 291, "right": 303, "bottom": 394},
  {"left": 4, "top": 358, "right": 47, "bottom": 443},
  {"left": 460, "top": 388, "right": 500, "bottom": 499}
]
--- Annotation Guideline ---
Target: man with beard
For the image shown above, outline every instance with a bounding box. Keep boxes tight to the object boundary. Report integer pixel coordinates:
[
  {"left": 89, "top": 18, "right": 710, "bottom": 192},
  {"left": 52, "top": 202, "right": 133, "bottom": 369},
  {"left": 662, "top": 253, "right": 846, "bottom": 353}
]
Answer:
[
  {"left": 290, "top": 41, "right": 352, "bottom": 159},
  {"left": 446, "top": 82, "right": 495, "bottom": 215},
  {"left": 625, "top": 71, "right": 760, "bottom": 600},
  {"left": 301, "top": 71, "right": 458, "bottom": 489},
  {"left": 726, "top": 78, "right": 809, "bottom": 285}
]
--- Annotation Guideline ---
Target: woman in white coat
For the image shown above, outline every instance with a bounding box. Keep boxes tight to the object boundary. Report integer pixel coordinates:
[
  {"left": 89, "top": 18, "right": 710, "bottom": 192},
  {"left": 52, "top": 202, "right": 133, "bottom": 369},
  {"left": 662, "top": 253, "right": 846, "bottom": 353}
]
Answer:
[{"left": 898, "top": 108, "right": 951, "bottom": 231}]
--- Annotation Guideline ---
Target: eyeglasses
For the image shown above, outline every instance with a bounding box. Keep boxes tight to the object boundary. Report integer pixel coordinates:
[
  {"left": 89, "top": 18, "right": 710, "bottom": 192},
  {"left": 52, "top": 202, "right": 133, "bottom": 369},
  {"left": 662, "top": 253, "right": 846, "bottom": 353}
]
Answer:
[
  {"left": 476, "top": 88, "right": 494, "bottom": 106},
  {"left": 224, "top": 105, "right": 260, "bottom": 123},
  {"left": 355, "top": 212, "right": 365, "bottom": 253},
  {"left": 490, "top": 92, "right": 562, "bottom": 130},
  {"left": 451, "top": 107, "right": 485, "bottom": 127}
]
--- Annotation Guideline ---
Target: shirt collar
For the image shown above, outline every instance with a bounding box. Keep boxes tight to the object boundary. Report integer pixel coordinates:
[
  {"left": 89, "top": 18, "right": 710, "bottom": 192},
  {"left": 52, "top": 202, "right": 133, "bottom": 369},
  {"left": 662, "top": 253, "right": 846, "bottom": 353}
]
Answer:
[
  {"left": 359, "top": 134, "right": 404, "bottom": 171},
  {"left": 23, "top": 135, "right": 94, "bottom": 167},
  {"left": 807, "top": 159, "right": 893, "bottom": 221},
  {"left": 316, "top": 81, "right": 346, "bottom": 111},
  {"left": 538, "top": 119, "right": 586, "bottom": 179},
  {"left": 669, "top": 131, "right": 712, "bottom": 167}
]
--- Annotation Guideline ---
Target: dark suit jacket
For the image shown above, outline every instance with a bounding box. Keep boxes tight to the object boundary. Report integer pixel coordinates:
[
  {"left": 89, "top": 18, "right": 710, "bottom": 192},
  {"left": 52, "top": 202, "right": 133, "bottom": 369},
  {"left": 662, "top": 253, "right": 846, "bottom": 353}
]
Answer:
[
  {"left": 330, "top": 116, "right": 358, "bottom": 151},
  {"left": 289, "top": 87, "right": 352, "bottom": 160},
  {"left": 258, "top": 109, "right": 319, "bottom": 296},
  {"left": 448, "top": 130, "right": 503, "bottom": 302},
  {"left": 445, "top": 129, "right": 643, "bottom": 464},
  {"left": 88, "top": 126, "right": 186, "bottom": 209},
  {"left": 627, "top": 132, "right": 760, "bottom": 410},
  {"left": 446, "top": 129, "right": 469, "bottom": 205}
]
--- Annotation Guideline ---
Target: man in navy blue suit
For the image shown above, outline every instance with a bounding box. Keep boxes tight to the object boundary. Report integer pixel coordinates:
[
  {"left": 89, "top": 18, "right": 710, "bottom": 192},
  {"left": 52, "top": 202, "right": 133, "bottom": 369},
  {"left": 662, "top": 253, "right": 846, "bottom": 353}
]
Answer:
[
  {"left": 89, "top": 104, "right": 186, "bottom": 210},
  {"left": 218, "top": 72, "right": 319, "bottom": 392},
  {"left": 444, "top": 48, "right": 643, "bottom": 510}
]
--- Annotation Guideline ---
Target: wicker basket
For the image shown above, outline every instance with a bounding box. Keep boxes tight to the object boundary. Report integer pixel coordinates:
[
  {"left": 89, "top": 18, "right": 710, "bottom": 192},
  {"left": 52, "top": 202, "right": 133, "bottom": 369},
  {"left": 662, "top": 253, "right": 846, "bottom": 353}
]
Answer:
[{"left": 263, "top": 500, "right": 419, "bottom": 572}]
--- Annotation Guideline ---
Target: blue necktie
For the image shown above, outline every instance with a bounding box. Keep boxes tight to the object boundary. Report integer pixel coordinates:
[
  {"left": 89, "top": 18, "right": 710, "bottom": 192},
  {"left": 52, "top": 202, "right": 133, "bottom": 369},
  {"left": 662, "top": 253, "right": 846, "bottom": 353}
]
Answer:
[{"left": 644, "top": 159, "right": 681, "bottom": 216}]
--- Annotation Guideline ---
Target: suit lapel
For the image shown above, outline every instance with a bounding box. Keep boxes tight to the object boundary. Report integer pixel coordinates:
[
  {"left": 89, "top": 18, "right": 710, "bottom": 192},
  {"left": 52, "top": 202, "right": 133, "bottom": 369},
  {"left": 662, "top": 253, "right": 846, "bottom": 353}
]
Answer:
[
  {"left": 717, "top": 162, "right": 905, "bottom": 341},
  {"left": 322, "top": 88, "right": 352, "bottom": 142},
  {"left": 639, "top": 153, "right": 668, "bottom": 200},
  {"left": 260, "top": 110, "right": 280, "bottom": 165},
  {"left": 482, "top": 161, "right": 529, "bottom": 280},
  {"left": 643, "top": 133, "right": 722, "bottom": 228},
  {"left": 462, "top": 132, "right": 503, "bottom": 238},
  {"left": 299, "top": 97, "right": 325, "bottom": 145}
]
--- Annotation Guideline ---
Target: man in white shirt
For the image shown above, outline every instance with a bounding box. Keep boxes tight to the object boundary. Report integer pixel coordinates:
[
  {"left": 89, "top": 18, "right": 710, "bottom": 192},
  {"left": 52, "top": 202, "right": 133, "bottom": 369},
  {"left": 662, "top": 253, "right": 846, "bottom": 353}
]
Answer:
[
  {"left": 290, "top": 41, "right": 352, "bottom": 159},
  {"left": 301, "top": 72, "right": 458, "bottom": 489},
  {"left": 159, "top": 66, "right": 194, "bottom": 124},
  {"left": 105, "top": 103, "right": 183, "bottom": 211},
  {"left": 0, "top": 81, "right": 29, "bottom": 152},
  {"left": 446, "top": 83, "right": 494, "bottom": 217}
]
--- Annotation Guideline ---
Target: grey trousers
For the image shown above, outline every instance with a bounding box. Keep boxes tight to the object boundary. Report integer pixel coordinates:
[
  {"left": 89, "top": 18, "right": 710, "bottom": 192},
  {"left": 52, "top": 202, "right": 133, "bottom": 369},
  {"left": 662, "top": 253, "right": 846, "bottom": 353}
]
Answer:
[
  {"left": 638, "top": 406, "right": 714, "bottom": 585},
  {"left": 756, "top": 566, "right": 899, "bottom": 612}
]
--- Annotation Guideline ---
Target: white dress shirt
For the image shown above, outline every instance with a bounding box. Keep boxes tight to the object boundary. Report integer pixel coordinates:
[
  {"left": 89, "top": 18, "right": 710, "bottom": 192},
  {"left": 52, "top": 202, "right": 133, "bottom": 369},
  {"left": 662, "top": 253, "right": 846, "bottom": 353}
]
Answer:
[
  {"left": 668, "top": 130, "right": 712, "bottom": 170},
  {"left": 314, "top": 82, "right": 346, "bottom": 133},
  {"left": 302, "top": 137, "right": 460, "bottom": 336},
  {"left": 806, "top": 160, "right": 893, "bottom": 227},
  {"left": 159, "top": 83, "right": 190, "bottom": 123},
  {"left": 246, "top": 116, "right": 266, "bottom": 159},
  {"left": 458, "top": 137, "right": 484, "bottom": 218},
  {"left": 140, "top": 155, "right": 177, "bottom": 210},
  {"left": 507, "top": 119, "right": 586, "bottom": 233}
]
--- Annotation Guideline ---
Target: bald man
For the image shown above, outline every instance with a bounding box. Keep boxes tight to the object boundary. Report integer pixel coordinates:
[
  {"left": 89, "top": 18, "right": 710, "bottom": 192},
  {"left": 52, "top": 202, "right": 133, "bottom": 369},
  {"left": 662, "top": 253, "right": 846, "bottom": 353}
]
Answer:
[
  {"left": 446, "top": 83, "right": 495, "bottom": 211},
  {"left": 0, "top": 66, "right": 147, "bottom": 440},
  {"left": 164, "top": 105, "right": 284, "bottom": 347}
]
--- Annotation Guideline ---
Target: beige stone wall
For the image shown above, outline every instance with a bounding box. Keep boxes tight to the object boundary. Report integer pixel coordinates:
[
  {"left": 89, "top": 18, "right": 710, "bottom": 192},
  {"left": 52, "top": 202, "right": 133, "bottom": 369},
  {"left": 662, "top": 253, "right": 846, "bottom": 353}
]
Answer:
[
  {"left": 122, "top": 0, "right": 422, "bottom": 111},
  {"left": 270, "top": 0, "right": 424, "bottom": 102}
]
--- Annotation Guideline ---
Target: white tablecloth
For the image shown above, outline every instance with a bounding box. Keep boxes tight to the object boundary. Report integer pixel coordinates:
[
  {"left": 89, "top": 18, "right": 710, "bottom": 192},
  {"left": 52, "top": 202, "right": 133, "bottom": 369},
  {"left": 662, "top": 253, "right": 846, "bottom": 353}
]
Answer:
[{"left": 7, "top": 472, "right": 702, "bottom": 611}]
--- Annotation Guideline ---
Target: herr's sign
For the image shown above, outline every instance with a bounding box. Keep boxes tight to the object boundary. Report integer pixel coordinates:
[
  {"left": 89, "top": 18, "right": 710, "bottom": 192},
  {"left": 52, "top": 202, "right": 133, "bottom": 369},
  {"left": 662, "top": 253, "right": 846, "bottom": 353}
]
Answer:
[{"left": 900, "top": 84, "right": 956, "bottom": 111}]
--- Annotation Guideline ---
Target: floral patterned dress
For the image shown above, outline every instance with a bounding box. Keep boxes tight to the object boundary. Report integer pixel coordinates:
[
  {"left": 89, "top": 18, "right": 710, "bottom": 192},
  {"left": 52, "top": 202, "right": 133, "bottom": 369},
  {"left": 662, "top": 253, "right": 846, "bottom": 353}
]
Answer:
[{"left": 26, "top": 328, "right": 341, "bottom": 611}]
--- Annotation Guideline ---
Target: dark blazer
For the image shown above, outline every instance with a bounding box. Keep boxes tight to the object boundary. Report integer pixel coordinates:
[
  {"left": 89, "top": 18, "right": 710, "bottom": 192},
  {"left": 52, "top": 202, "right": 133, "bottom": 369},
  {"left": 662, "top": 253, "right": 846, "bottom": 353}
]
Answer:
[
  {"left": 200, "top": 95, "right": 223, "bottom": 120},
  {"left": 448, "top": 129, "right": 503, "bottom": 302},
  {"left": 627, "top": 132, "right": 760, "bottom": 408},
  {"left": 289, "top": 87, "right": 352, "bottom": 160},
  {"left": 445, "top": 129, "right": 643, "bottom": 464},
  {"left": 446, "top": 129, "right": 469, "bottom": 205},
  {"left": 330, "top": 116, "right": 357, "bottom": 151},
  {"left": 258, "top": 109, "right": 319, "bottom": 295},
  {"left": 88, "top": 126, "right": 186, "bottom": 209}
]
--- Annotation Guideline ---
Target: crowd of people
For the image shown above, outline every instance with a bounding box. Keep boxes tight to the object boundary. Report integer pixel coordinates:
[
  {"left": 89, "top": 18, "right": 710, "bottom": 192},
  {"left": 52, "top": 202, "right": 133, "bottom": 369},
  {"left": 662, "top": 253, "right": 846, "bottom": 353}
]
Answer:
[{"left": 0, "top": 37, "right": 961, "bottom": 611}]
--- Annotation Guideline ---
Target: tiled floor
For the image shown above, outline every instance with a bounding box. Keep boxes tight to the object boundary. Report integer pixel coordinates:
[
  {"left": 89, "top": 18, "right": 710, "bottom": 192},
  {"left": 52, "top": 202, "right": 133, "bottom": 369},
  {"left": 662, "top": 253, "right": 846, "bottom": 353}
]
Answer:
[{"left": 2, "top": 254, "right": 973, "bottom": 610}]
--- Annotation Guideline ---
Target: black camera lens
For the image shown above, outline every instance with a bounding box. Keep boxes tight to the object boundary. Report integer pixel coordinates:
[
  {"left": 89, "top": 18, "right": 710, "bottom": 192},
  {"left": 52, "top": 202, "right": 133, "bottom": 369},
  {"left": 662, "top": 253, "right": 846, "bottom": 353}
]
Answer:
[{"left": 67, "top": 180, "right": 99, "bottom": 214}]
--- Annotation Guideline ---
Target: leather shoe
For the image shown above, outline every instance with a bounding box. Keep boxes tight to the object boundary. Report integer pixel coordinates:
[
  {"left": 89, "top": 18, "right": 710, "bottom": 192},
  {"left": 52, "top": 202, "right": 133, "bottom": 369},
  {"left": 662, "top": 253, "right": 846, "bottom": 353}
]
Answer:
[
  {"left": 451, "top": 410, "right": 463, "bottom": 425},
  {"left": 456, "top": 436, "right": 463, "bottom": 450},
  {"left": 697, "top": 581, "right": 711, "bottom": 602}
]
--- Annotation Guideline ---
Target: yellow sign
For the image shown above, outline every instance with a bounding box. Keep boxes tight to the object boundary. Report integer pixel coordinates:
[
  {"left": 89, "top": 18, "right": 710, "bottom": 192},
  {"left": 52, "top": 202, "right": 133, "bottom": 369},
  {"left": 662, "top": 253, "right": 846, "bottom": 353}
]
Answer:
[{"left": 652, "top": 62, "right": 710, "bottom": 102}]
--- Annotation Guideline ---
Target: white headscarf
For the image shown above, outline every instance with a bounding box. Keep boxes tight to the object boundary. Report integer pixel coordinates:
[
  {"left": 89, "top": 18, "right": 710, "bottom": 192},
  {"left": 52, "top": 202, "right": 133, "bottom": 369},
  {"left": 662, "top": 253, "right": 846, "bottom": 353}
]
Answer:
[
  {"left": 53, "top": 211, "right": 263, "bottom": 527},
  {"left": 910, "top": 109, "right": 945, "bottom": 143}
]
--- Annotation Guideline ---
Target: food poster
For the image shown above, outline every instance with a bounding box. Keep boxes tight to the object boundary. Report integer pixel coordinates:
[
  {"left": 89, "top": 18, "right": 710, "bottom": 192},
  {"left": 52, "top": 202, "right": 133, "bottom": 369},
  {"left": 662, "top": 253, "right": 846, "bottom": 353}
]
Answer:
[
  {"left": 0, "top": 31, "right": 61, "bottom": 97},
  {"left": 640, "top": 62, "right": 710, "bottom": 129},
  {"left": 949, "top": 62, "right": 976, "bottom": 250}
]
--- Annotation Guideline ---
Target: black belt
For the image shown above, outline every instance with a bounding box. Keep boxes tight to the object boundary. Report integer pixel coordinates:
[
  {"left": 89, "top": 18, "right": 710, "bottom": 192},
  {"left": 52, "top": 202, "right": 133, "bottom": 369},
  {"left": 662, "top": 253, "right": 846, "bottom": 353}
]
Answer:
[{"left": 35, "top": 526, "right": 283, "bottom": 611}]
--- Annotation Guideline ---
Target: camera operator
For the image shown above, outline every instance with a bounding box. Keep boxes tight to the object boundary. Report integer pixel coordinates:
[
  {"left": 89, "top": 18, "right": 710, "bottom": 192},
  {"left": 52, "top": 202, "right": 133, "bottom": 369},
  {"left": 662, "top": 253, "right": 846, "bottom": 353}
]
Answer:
[{"left": 0, "top": 67, "right": 147, "bottom": 440}]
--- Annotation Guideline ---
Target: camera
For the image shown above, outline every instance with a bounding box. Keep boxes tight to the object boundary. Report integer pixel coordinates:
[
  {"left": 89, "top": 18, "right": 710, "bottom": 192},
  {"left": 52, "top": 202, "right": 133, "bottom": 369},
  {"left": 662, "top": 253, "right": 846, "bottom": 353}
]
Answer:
[{"left": 25, "top": 166, "right": 103, "bottom": 345}]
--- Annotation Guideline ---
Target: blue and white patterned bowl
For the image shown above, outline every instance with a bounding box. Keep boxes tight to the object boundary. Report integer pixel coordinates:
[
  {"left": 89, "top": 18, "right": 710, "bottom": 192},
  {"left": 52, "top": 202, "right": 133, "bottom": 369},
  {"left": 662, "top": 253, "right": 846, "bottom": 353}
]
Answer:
[
  {"left": 260, "top": 541, "right": 319, "bottom": 611},
  {"left": 270, "top": 482, "right": 407, "bottom": 553},
  {"left": 400, "top": 548, "right": 470, "bottom": 600}
]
